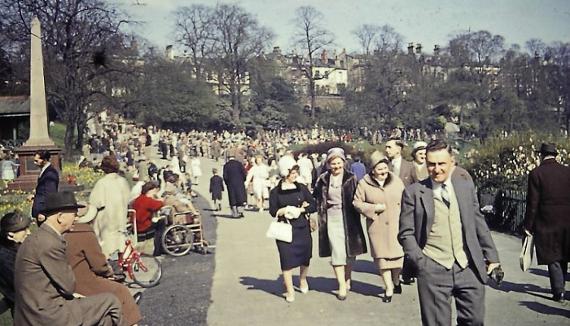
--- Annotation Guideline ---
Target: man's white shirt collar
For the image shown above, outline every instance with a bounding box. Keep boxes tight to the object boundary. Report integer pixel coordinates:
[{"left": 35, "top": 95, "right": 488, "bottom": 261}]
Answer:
[
  {"left": 40, "top": 162, "right": 51, "bottom": 177},
  {"left": 431, "top": 172, "right": 454, "bottom": 200},
  {"left": 391, "top": 156, "right": 402, "bottom": 167}
]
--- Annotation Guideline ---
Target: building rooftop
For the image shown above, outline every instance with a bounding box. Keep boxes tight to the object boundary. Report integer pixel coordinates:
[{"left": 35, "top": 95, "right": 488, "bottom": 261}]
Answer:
[{"left": 0, "top": 96, "right": 30, "bottom": 117}]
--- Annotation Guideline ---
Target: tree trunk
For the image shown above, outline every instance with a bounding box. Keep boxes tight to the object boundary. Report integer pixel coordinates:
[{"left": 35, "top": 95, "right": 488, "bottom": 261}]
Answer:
[
  {"left": 309, "top": 78, "right": 316, "bottom": 119},
  {"left": 64, "top": 123, "right": 75, "bottom": 159},
  {"left": 231, "top": 88, "right": 240, "bottom": 125},
  {"left": 75, "top": 119, "right": 86, "bottom": 150}
]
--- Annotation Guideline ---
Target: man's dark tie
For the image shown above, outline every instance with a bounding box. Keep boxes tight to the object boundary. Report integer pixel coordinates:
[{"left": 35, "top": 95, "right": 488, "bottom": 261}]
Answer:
[{"left": 441, "top": 183, "right": 451, "bottom": 208}]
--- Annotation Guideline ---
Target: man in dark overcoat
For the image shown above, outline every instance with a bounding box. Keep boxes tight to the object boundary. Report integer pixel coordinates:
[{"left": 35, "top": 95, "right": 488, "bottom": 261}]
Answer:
[
  {"left": 524, "top": 143, "right": 570, "bottom": 303},
  {"left": 223, "top": 155, "right": 247, "bottom": 218},
  {"left": 399, "top": 139, "right": 500, "bottom": 325},
  {"left": 15, "top": 192, "right": 122, "bottom": 326},
  {"left": 31, "top": 150, "right": 59, "bottom": 218}
]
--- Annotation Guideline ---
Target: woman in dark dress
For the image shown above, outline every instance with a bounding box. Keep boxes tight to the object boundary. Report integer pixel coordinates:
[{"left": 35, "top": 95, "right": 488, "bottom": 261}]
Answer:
[{"left": 269, "top": 164, "right": 317, "bottom": 303}]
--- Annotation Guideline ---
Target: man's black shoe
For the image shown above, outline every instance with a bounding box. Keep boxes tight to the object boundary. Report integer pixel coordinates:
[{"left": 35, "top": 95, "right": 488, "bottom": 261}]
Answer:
[
  {"left": 552, "top": 292, "right": 565, "bottom": 303},
  {"left": 402, "top": 277, "right": 415, "bottom": 285},
  {"left": 133, "top": 292, "right": 143, "bottom": 305}
]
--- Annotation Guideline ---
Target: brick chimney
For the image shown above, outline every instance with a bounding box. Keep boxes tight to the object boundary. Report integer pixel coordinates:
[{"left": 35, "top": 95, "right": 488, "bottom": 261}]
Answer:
[
  {"left": 434, "top": 45, "right": 440, "bottom": 56},
  {"left": 165, "top": 45, "right": 174, "bottom": 60},
  {"left": 321, "top": 49, "right": 328, "bottom": 63},
  {"left": 130, "top": 37, "right": 138, "bottom": 53},
  {"left": 416, "top": 43, "right": 422, "bottom": 54},
  {"left": 407, "top": 43, "right": 414, "bottom": 55}
]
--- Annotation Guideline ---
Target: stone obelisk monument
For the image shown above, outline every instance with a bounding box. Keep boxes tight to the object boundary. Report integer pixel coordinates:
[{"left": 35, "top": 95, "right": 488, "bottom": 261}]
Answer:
[
  {"left": 9, "top": 17, "right": 62, "bottom": 191},
  {"left": 25, "top": 17, "right": 56, "bottom": 147}
]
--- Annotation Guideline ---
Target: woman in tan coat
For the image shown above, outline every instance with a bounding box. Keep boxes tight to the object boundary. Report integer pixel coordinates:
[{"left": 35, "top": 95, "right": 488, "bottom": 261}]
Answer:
[
  {"left": 353, "top": 151, "right": 405, "bottom": 303},
  {"left": 65, "top": 204, "right": 142, "bottom": 325}
]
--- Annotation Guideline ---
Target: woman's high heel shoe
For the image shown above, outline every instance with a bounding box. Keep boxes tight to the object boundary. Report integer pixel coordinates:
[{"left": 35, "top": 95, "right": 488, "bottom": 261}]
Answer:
[
  {"left": 285, "top": 293, "right": 295, "bottom": 303},
  {"left": 382, "top": 294, "right": 392, "bottom": 303},
  {"left": 394, "top": 284, "right": 402, "bottom": 294}
]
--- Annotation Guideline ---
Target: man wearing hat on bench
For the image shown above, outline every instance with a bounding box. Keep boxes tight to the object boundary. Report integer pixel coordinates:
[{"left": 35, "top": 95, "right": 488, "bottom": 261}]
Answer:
[{"left": 14, "top": 191, "right": 123, "bottom": 326}]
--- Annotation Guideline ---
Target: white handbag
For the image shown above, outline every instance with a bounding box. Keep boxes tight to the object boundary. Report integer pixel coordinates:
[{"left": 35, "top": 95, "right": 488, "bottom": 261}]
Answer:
[
  {"left": 519, "top": 234, "right": 534, "bottom": 271},
  {"left": 266, "top": 218, "right": 292, "bottom": 243}
]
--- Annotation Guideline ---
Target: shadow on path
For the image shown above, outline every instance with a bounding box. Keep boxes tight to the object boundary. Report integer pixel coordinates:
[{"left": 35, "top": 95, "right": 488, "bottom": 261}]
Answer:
[
  {"left": 239, "top": 275, "right": 383, "bottom": 299},
  {"left": 352, "top": 259, "right": 378, "bottom": 275},
  {"left": 491, "top": 280, "right": 551, "bottom": 300},
  {"left": 529, "top": 268, "right": 549, "bottom": 278},
  {"left": 518, "top": 301, "right": 570, "bottom": 318}
]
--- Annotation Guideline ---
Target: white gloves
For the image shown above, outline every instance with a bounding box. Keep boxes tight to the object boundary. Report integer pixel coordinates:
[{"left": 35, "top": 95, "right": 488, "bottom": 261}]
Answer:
[
  {"left": 374, "top": 203, "right": 386, "bottom": 213},
  {"left": 277, "top": 206, "right": 303, "bottom": 219},
  {"left": 284, "top": 206, "right": 303, "bottom": 219}
]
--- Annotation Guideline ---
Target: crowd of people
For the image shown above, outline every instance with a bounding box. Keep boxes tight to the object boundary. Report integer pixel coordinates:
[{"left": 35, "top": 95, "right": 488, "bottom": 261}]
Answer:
[{"left": 0, "top": 113, "right": 568, "bottom": 325}]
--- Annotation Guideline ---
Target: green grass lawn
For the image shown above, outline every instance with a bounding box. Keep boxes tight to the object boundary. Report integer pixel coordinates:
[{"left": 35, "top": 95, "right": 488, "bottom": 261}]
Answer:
[{"left": 49, "top": 121, "right": 67, "bottom": 149}]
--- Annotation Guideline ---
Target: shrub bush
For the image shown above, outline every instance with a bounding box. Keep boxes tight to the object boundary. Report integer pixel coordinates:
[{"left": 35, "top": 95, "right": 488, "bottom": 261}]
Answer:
[{"left": 464, "top": 132, "right": 570, "bottom": 191}]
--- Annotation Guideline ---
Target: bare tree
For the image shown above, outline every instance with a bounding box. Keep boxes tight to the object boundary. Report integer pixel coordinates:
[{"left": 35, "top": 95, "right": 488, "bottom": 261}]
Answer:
[
  {"left": 469, "top": 31, "right": 505, "bottom": 64},
  {"left": 0, "top": 0, "right": 131, "bottom": 153},
  {"left": 353, "top": 24, "right": 379, "bottom": 56},
  {"left": 172, "top": 4, "right": 216, "bottom": 80},
  {"left": 448, "top": 30, "right": 504, "bottom": 66},
  {"left": 525, "top": 38, "right": 546, "bottom": 58},
  {"left": 292, "top": 6, "right": 334, "bottom": 119},
  {"left": 375, "top": 24, "right": 403, "bottom": 54},
  {"left": 211, "top": 3, "right": 273, "bottom": 124}
]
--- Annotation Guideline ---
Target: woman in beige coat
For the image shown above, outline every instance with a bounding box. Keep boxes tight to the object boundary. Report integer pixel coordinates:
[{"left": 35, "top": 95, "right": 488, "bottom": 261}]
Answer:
[
  {"left": 90, "top": 155, "right": 131, "bottom": 258},
  {"left": 353, "top": 151, "right": 405, "bottom": 303}
]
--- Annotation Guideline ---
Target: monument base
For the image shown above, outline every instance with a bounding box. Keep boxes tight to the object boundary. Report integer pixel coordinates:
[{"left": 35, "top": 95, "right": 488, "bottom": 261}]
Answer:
[{"left": 7, "top": 145, "right": 63, "bottom": 192}]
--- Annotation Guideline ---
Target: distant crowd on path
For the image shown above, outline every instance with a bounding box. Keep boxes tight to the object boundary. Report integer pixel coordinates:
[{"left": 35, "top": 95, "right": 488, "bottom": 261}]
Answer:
[{"left": 0, "top": 112, "right": 568, "bottom": 325}]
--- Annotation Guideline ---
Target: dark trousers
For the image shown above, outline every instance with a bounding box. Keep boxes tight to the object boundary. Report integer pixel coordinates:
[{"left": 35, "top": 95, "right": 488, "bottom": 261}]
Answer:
[
  {"left": 417, "top": 258, "right": 485, "bottom": 326},
  {"left": 548, "top": 260, "right": 568, "bottom": 295},
  {"left": 230, "top": 205, "right": 244, "bottom": 218},
  {"left": 153, "top": 219, "right": 166, "bottom": 256},
  {"left": 401, "top": 255, "right": 415, "bottom": 281}
]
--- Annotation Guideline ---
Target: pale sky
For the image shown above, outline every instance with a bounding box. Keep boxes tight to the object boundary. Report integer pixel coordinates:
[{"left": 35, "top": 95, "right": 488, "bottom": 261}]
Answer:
[{"left": 117, "top": 0, "right": 570, "bottom": 54}]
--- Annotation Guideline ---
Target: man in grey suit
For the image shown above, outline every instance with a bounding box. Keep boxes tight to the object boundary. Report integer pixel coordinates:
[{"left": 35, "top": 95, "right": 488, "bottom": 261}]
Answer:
[
  {"left": 14, "top": 192, "right": 122, "bottom": 326},
  {"left": 399, "top": 139, "right": 500, "bottom": 326},
  {"left": 385, "top": 139, "right": 417, "bottom": 187}
]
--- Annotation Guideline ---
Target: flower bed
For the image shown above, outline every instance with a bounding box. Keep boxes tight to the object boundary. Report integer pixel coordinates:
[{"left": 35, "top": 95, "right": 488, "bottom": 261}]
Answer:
[
  {"left": 0, "top": 163, "right": 104, "bottom": 217},
  {"left": 464, "top": 133, "right": 570, "bottom": 191}
]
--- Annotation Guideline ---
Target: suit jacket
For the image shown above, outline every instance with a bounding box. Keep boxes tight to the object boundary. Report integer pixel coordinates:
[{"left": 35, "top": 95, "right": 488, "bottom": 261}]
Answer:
[
  {"left": 524, "top": 159, "right": 570, "bottom": 264},
  {"left": 14, "top": 223, "right": 79, "bottom": 325},
  {"left": 398, "top": 166, "right": 499, "bottom": 282},
  {"left": 31, "top": 164, "right": 59, "bottom": 217},
  {"left": 390, "top": 159, "right": 417, "bottom": 187}
]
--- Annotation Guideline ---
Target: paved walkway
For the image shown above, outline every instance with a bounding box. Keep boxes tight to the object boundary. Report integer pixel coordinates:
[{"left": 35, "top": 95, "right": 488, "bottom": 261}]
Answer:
[{"left": 192, "top": 156, "right": 569, "bottom": 326}]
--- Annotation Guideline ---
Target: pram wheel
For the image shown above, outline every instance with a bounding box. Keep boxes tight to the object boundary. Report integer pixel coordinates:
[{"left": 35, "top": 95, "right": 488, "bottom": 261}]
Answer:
[{"left": 161, "top": 224, "right": 193, "bottom": 256}]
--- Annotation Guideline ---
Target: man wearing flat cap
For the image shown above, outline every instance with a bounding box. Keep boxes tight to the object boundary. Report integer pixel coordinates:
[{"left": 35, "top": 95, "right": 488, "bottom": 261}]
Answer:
[
  {"left": 14, "top": 191, "right": 122, "bottom": 326},
  {"left": 524, "top": 143, "right": 570, "bottom": 303}
]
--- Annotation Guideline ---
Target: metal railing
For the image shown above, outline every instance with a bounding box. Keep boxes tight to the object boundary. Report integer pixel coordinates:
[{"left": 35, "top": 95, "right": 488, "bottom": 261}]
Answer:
[{"left": 478, "top": 187, "right": 527, "bottom": 234}]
